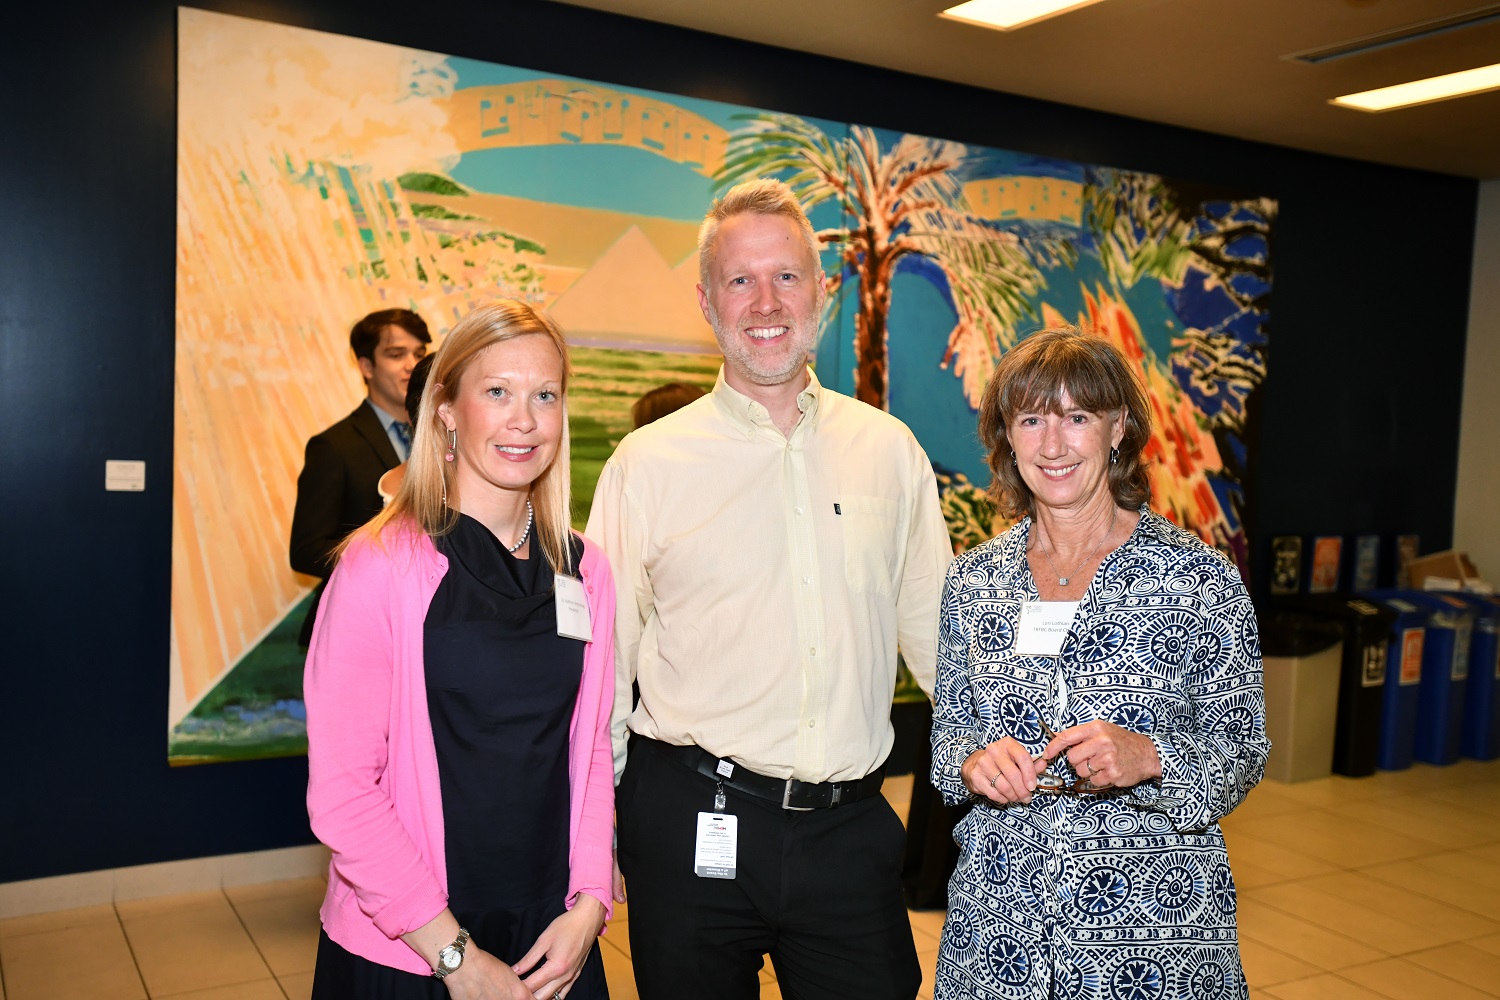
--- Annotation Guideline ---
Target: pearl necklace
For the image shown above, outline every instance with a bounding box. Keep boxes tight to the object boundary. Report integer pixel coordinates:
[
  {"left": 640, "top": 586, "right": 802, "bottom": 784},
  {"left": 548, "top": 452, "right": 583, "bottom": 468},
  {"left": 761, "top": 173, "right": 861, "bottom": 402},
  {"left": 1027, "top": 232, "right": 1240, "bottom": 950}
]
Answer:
[
  {"left": 507, "top": 499, "right": 534, "bottom": 554},
  {"left": 1035, "top": 506, "right": 1116, "bottom": 587}
]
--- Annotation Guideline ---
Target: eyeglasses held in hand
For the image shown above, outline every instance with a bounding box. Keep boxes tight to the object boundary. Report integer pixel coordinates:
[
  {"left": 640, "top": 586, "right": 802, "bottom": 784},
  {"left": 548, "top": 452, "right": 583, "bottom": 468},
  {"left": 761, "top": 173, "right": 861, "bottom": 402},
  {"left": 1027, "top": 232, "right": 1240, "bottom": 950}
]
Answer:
[{"left": 1034, "top": 719, "right": 1103, "bottom": 796}]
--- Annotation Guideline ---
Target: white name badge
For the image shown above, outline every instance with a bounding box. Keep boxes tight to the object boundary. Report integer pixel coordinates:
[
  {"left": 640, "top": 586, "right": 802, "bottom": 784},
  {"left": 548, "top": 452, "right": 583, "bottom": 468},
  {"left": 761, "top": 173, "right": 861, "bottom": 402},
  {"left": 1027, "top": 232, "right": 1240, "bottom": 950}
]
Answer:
[
  {"left": 1016, "top": 601, "right": 1080, "bottom": 657},
  {"left": 554, "top": 575, "right": 592, "bottom": 641},
  {"left": 694, "top": 812, "right": 738, "bottom": 879}
]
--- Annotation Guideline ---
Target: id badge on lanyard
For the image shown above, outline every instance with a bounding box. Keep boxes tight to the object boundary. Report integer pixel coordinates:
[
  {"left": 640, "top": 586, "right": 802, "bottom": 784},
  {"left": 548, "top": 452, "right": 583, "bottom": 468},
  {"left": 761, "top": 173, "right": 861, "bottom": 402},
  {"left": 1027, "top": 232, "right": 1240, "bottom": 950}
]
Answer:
[{"left": 695, "top": 765, "right": 737, "bottom": 879}]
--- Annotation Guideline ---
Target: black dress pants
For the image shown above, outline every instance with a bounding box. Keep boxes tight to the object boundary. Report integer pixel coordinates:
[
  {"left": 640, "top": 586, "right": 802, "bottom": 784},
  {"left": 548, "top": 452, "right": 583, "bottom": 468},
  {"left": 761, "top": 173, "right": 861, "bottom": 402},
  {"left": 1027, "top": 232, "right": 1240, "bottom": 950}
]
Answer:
[{"left": 617, "top": 737, "right": 922, "bottom": 1000}]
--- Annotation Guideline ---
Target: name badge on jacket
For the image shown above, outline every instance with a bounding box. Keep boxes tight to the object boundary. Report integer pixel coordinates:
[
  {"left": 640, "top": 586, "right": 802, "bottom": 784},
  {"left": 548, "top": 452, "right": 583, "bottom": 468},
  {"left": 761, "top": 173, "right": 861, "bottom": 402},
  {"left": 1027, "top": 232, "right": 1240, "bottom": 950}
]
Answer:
[
  {"left": 554, "top": 576, "right": 592, "bottom": 641},
  {"left": 1016, "top": 601, "right": 1079, "bottom": 657}
]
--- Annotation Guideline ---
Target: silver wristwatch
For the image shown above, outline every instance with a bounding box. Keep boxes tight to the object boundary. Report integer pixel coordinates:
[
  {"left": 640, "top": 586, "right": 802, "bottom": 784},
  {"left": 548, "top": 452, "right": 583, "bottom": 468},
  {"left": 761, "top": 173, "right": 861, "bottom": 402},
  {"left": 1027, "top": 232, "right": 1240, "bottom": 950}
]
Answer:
[{"left": 432, "top": 927, "right": 470, "bottom": 980}]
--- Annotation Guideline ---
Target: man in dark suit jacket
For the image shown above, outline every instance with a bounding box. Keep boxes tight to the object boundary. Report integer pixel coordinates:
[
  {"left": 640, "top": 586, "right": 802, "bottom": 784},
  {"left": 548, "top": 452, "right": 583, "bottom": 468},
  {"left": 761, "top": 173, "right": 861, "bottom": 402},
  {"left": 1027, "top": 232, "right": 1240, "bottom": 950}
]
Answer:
[{"left": 290, "top": 308, "right": 431, "bottom": 644}]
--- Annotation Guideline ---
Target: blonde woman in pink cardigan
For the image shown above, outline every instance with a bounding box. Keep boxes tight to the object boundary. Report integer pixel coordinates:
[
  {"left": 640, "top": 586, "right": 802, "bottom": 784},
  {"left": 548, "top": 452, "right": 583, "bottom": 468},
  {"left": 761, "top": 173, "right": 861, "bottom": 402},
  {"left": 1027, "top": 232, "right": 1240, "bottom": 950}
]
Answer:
[{"left": 305, "top": 301, "right": 616, "bottom": 1000}]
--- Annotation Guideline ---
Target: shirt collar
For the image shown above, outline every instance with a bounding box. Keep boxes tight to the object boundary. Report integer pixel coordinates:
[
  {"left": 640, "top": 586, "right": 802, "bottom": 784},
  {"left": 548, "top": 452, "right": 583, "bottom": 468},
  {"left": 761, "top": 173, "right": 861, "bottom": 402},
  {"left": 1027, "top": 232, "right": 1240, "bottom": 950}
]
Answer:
[
  {"left": 366, "top": 399, "right": 405, "bottom": 431},
  {"left": 710, "top": 365, "right": 822, "bottom": 435},
  {"left": 989, "top": 504, "right": 1189, "bottom": 584}
]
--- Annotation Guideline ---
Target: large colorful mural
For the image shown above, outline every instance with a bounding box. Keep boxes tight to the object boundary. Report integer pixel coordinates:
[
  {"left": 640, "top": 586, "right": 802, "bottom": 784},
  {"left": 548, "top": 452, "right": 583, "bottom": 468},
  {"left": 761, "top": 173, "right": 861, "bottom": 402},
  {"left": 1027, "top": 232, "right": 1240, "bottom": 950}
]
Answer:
[{"left": 172, "top": 8, "right": 1274, "bottom": 762}]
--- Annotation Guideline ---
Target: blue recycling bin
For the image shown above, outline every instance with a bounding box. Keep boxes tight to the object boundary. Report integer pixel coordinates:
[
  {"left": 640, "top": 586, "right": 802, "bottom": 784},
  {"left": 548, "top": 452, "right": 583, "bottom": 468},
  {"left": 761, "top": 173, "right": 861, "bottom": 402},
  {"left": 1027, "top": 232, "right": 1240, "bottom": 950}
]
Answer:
[
  {"left": 1444, "top": 594, "right": 1500, "bottom": 760},
  {"left": 1363, "top": 593, "right": 1427, "bottom": 770},
  {"left": 1370, "top": 591, "right": 1473, "bottom": 766}
]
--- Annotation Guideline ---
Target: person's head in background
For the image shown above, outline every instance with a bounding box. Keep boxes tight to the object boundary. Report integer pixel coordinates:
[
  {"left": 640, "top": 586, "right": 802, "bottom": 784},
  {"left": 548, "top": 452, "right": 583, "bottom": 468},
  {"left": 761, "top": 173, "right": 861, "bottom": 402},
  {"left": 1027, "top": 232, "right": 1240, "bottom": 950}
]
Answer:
[
  {"left": 350, "top": 308, "right": 431, "bottom": 418},
  {"left": 631, "top": 382, "right": 707, "bottom": 429},
  {"left": 404, "top": 353, "right": 436, "bottom": 427}
]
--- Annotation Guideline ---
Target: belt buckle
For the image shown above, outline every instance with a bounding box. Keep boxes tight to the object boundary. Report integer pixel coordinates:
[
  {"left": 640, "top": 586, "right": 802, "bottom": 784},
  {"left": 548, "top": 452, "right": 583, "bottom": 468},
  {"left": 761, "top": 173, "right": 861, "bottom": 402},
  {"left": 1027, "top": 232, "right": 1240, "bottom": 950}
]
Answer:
[{"left": 781, "top": 778, "right": 815, "bottom": 812}]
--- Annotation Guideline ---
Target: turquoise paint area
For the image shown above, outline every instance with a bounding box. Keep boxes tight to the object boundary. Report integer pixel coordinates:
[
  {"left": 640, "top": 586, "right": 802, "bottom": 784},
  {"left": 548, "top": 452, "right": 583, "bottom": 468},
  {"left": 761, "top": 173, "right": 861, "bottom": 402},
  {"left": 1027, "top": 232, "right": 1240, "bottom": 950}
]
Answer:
[
  {"left": 1030, "top": 256, "right": 1182, "bottom": 360},
  {"left": 450, "top": 146, "right": 712, "bottom": 219},
  {"left": 448, "top": 59, "right": 845, "bottom": 135},
  {"left": 881, "top": 258, "right": 1185, "bottom": 485},
  {"left": 886, "top": 270, "right": 989, "bottom": 485}
]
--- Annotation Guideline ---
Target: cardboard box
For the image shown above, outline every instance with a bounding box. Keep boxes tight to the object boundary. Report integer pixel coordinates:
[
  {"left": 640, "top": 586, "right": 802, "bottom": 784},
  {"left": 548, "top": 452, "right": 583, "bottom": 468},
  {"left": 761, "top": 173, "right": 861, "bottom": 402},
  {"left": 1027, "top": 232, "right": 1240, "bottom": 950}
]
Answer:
[{"left": 1407, "top": 550, "right": 1484, "bottom": 591}]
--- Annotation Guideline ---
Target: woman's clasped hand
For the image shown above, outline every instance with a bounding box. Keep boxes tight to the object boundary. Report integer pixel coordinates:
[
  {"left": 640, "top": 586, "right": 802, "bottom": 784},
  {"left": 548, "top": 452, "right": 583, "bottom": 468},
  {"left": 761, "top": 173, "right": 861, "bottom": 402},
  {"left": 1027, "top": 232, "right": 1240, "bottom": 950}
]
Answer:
[
  {"left": 433, "top": 895, "right": 606, "bottom": 1000},
  {"left": 962, "top": 719, "right": 1164, "bottom": 804}
]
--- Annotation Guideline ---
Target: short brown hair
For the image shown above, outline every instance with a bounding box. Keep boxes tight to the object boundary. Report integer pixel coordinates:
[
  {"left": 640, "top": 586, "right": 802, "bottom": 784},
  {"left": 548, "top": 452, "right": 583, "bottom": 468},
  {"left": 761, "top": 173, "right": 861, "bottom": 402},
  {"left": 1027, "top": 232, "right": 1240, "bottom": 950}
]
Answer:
[
  {"left": 631, "top": 382, "right": 706, "bottom": 429},
  {"left": 350, "top": 308, "right": 430, "bottom": 364},
  {"left": 977, "top": 326, "right": 1152, "bottom": 519},
  {"left": 698, "top": 178, "right": 820, "bottom": 285}
]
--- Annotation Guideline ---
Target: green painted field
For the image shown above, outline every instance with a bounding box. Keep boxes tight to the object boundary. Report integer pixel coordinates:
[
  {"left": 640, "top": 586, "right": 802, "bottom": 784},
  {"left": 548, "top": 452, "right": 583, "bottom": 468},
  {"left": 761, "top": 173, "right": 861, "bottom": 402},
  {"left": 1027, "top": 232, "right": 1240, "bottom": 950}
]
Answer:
[{"left": 567, "top": 345, "right": 720, "bottom": 526}]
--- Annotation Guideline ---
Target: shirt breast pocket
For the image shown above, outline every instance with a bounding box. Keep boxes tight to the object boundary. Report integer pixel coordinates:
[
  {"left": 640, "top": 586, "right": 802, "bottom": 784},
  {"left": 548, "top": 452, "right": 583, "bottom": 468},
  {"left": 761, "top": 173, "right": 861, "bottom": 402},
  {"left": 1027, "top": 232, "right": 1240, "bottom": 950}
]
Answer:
[{"left": 840, "top": 495, "right": 900, "bottom": 596}]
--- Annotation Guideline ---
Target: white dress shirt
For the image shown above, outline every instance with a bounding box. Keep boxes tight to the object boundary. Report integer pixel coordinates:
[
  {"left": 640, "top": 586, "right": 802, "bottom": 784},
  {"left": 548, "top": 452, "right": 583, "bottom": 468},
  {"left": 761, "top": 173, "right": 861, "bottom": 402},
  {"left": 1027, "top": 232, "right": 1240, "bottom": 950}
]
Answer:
[{"left": 586, "top": 367, "right": 953, "bottom": 783}]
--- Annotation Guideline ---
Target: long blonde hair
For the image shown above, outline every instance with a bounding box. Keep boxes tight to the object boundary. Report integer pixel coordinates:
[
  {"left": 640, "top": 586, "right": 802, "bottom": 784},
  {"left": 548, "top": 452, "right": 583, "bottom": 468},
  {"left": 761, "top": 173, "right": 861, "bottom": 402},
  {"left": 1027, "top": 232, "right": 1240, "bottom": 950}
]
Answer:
[{"left": 350, "top": 300, "right": 574, "bottom": 573}]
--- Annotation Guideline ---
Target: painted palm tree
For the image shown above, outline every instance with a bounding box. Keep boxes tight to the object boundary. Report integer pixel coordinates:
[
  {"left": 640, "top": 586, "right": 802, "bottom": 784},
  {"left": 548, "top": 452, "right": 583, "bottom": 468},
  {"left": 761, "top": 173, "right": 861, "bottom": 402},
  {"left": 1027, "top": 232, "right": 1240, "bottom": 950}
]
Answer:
[{"left": 716, "top": 114, "right": 1068, "bottom": 409}]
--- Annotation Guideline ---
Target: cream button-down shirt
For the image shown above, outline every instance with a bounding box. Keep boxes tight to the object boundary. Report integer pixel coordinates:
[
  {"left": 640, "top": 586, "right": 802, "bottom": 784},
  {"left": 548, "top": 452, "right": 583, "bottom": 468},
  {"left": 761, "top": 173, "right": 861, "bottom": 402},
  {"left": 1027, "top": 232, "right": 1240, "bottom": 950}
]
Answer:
[{"left": 586, "top": 367, "right": 953, "bottom": 783}]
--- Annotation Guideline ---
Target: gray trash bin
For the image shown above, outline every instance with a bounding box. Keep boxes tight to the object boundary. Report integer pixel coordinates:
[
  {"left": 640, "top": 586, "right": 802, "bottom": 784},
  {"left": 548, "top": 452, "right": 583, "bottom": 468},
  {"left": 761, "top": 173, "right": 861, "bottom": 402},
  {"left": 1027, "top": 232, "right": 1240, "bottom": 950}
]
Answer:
[{"left": 1259, "top": 610, "right": 1344, "bottom": 783}]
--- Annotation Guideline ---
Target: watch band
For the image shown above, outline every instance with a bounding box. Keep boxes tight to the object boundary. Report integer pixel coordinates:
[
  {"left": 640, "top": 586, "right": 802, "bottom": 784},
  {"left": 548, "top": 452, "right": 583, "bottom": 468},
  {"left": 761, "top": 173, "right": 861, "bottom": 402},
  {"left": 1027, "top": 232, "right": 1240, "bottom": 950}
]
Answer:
[{"left": 432, "top": 926, "right": 470, "bottom": 980}]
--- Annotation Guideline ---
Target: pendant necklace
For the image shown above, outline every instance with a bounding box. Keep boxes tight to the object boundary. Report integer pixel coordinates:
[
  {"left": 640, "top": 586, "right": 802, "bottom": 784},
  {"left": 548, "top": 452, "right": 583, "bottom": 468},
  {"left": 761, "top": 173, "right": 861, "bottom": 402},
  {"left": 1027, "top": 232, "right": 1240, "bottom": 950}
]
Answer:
[
  {"left": 507, "top": 499, "right": 534, "bottom": 554},
  {"left": 1036, "top": 506, "right": 1116, "bottom": 587}
]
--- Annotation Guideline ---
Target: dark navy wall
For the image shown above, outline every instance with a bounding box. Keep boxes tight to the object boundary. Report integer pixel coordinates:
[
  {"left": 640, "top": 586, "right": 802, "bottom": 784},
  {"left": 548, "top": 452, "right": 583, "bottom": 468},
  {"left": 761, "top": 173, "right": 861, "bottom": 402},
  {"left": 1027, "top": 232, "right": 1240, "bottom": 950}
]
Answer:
[{"left": 0, "top": 0, "right": 1476, "bottom": 882}]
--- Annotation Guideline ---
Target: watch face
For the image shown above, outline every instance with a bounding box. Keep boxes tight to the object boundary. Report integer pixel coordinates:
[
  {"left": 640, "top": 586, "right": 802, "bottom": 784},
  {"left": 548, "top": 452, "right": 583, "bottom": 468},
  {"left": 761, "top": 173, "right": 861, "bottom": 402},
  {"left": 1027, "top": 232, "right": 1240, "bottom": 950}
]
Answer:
[{"left": 439, "top": 947, "right": 461, "bottom": 970}]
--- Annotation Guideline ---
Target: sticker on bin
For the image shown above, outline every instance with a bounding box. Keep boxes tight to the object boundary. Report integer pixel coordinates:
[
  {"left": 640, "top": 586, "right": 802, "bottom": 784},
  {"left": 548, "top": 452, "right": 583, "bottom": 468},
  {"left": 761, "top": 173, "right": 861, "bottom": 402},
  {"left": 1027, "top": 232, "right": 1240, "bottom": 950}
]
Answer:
[
  {"left": 1400, "top": 629, "right": 1424, "bottom": 685},
  {"left": 1452, "top": 628, "right": 1471, "bottom": 681},
  {"left": 1386, "top": 599, "right": 1419, "bottom": 613},
  {"left": 1361, "top": 644, "right": 1387, "bottom": 687},
  {"left": 1347, "top": 599, "right": 1381, "bottom": 617}
]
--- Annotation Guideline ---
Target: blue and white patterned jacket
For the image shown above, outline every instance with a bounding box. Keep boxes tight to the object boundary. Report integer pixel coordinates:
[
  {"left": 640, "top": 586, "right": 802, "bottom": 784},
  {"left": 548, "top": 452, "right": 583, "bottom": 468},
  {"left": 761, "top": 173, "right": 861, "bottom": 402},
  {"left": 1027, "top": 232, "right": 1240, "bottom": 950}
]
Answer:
[{"left": 931, "top": 508, "right": 1268, "bottom": 1000}]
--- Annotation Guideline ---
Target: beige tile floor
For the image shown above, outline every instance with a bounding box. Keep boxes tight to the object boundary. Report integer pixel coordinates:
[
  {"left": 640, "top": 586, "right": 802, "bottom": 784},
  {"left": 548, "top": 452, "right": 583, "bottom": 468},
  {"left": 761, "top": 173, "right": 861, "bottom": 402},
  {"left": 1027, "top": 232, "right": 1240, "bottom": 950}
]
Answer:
[{"left": 3, "top": 758, "right": 1498, "bottom": 999}]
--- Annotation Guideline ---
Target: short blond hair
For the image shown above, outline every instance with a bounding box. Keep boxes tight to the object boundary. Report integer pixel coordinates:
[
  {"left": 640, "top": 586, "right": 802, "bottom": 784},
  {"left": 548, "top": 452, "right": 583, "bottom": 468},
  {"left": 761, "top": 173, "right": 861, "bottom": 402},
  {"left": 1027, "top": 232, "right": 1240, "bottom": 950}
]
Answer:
[{"left": 698, "top": 178, "right": 821, "bottom": 285}]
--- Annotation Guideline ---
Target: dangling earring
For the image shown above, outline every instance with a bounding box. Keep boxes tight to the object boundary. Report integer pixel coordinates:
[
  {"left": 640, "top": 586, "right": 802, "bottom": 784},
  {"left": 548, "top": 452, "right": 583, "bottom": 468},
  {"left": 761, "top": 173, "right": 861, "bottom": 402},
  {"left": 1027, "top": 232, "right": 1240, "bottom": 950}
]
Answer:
[
  {"left": 1010, "top": 450, "right": 1017, "bottom": 467},
  {"left": 445, "top": 429, "right": 457, "bottom": 463},
  {"left": 1110, "top": 446, "right": 1119, "bottom": 466}
]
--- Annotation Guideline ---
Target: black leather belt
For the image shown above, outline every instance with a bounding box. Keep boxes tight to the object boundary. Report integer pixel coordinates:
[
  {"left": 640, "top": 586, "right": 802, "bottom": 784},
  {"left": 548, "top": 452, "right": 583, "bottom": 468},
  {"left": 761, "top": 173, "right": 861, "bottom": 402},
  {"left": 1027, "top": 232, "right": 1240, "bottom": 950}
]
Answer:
[{"left": 638, "top": 736, "right": 885, "bottom": 810}]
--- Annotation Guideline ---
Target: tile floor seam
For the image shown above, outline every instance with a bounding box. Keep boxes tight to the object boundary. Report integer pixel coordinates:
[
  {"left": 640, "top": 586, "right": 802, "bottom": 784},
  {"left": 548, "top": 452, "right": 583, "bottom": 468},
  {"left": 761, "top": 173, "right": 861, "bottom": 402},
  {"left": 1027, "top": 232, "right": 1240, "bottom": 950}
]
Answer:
[
  {"left": 1349, "top": 851, "right": 1500, "bottom": 925},
  {"left": 110, "top": 899, "right": 154, "bottom": 1000},
  {"left": 1343, "top": 954, "right": 1500, "bottom": 1000},
  {"left": 1259, "top": 969, "right": 1325, "bottom": 990},
  {"left": 1321, "top": 967, "right": 1399, "bottom": 1000},
  {"left": 1238, "top": 893, "right": 1405, "bottom": 957},
  {"left": 221, "top": 887, "right": 291, "bottom": 1000}
]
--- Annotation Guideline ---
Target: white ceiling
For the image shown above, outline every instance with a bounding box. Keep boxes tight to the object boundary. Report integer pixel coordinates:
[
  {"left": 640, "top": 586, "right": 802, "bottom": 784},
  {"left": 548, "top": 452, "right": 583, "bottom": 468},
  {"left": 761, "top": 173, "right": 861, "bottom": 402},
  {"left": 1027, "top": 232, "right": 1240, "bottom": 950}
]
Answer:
[{"left": 553, "top": 0, "right": 1500, "bottom": 178}]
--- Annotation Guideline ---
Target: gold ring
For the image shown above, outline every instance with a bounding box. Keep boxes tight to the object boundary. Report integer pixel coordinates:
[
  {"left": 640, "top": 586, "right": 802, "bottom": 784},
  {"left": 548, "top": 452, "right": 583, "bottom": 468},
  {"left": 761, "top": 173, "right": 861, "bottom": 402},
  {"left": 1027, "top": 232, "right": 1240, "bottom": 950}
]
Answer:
[
  {"left": 1086, "top": 761, "right": 1096, "bottom": 777},
  {"left": 989, "top": 773, "right": 999, "bottom": 787}
]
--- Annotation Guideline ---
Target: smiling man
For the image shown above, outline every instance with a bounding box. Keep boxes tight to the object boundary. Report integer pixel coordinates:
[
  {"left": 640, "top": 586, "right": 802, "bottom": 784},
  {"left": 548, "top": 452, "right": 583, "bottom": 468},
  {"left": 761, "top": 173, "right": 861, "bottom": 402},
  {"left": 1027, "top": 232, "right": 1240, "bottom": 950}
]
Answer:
[
  {"left": 290, "top": 308, "right": 430, "bottom": 645},
  {"left": 587, "top": 179, "right": 953, "bottom": 999}
]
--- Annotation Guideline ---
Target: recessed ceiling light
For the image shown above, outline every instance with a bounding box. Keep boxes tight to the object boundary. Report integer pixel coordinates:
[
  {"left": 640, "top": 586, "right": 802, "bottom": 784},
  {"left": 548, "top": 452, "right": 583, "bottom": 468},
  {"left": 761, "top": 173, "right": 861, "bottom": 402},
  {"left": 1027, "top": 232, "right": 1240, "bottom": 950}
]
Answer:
[
  {"left": 1332, "top": 62, "right": 1500, "bottom": 112},
  {"left": 939, "top": 0, "right": 1108, "bottom": 32}
]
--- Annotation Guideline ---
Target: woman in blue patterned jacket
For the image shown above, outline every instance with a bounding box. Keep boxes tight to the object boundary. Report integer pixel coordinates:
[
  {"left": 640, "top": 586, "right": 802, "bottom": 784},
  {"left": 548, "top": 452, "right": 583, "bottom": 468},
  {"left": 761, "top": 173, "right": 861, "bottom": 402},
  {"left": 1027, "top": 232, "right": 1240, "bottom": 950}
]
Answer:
[{"left": 930, "top": 327, "right": 1268, "bottom": 1000}]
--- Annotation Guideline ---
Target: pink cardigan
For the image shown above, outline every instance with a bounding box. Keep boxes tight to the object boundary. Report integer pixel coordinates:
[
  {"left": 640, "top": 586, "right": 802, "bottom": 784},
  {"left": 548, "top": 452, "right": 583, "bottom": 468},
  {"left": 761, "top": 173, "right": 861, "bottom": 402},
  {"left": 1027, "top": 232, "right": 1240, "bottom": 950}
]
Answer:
[{"left": 305, "top": 523, "right": 616, "bottom": 975}]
